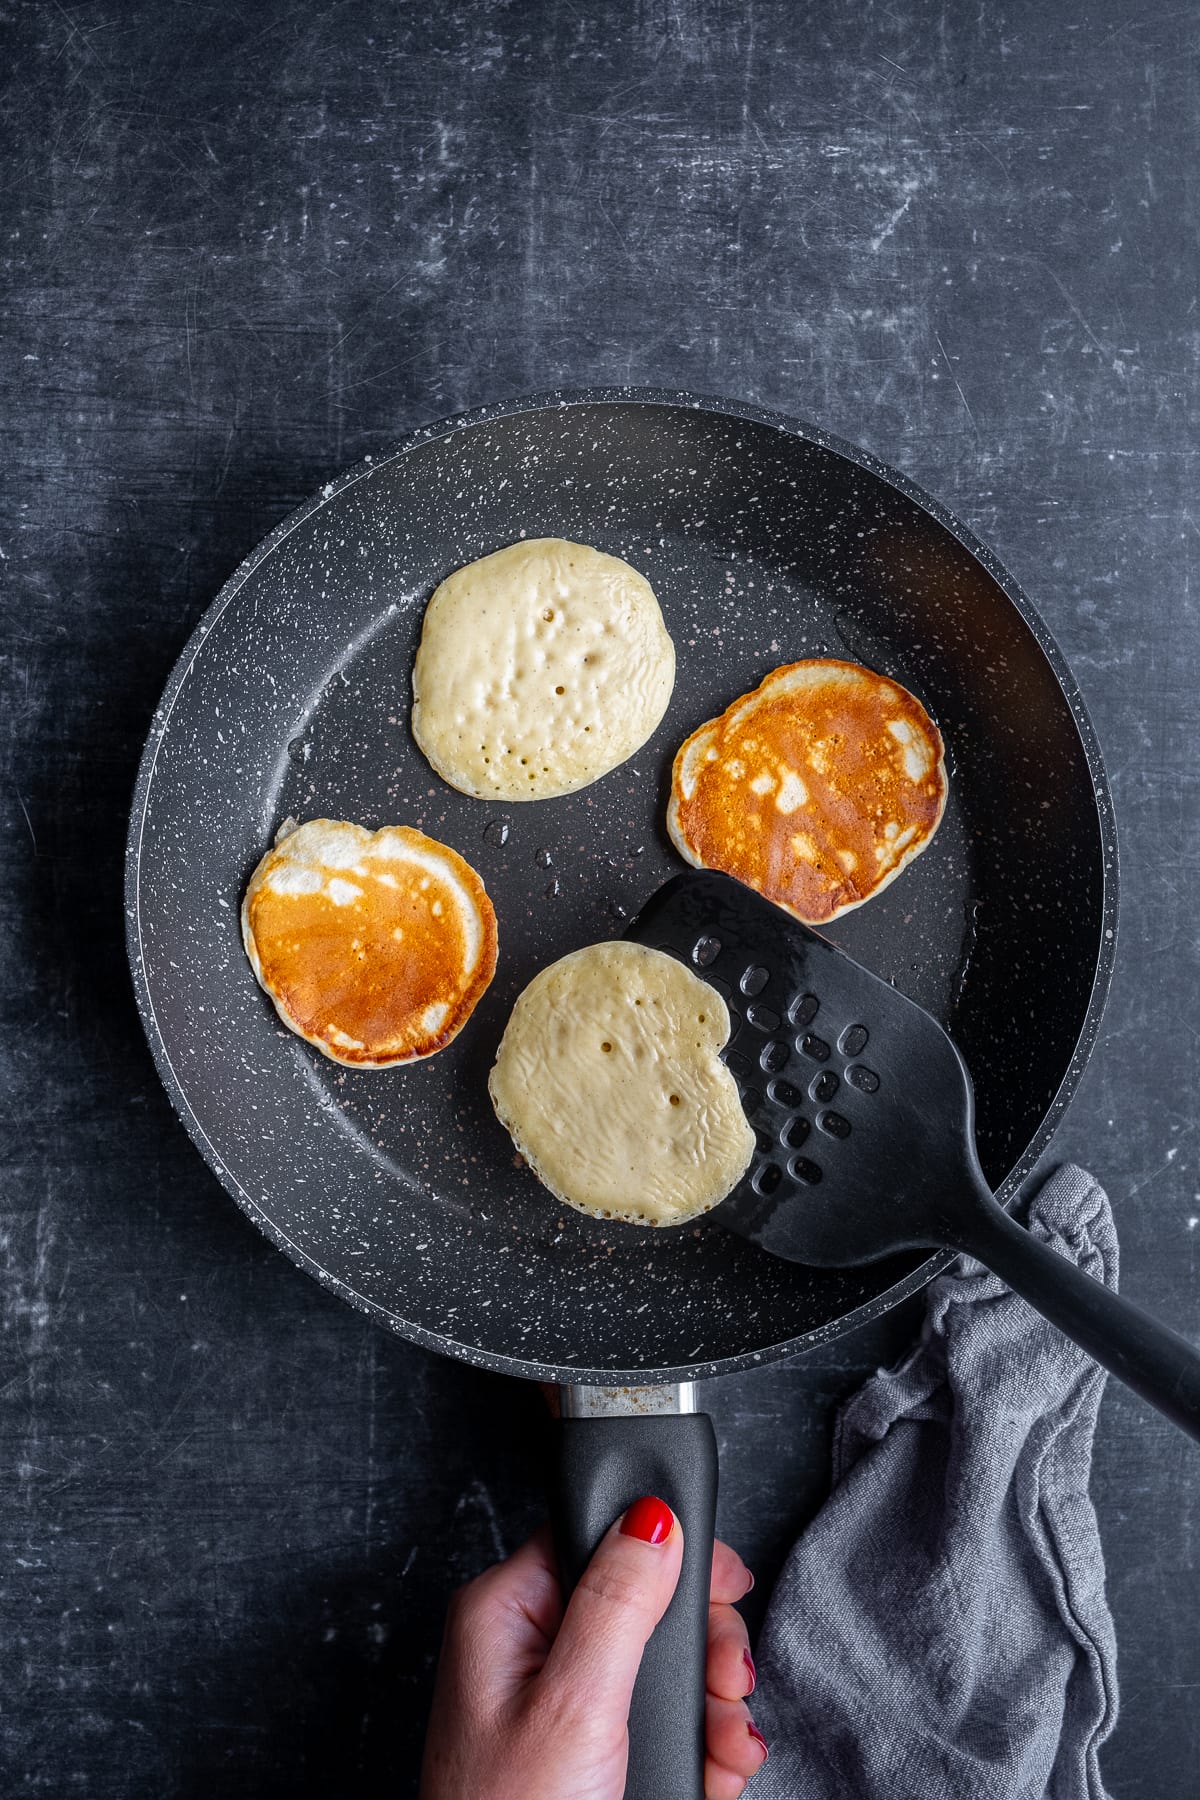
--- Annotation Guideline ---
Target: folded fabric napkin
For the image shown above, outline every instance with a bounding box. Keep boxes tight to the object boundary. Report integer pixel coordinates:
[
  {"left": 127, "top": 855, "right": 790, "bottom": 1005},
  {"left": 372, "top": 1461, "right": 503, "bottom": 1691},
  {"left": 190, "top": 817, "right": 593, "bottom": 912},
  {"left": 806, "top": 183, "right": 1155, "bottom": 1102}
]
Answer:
[{"left": 754, "top": 1162, "right": 1119, "bottom": 1800}]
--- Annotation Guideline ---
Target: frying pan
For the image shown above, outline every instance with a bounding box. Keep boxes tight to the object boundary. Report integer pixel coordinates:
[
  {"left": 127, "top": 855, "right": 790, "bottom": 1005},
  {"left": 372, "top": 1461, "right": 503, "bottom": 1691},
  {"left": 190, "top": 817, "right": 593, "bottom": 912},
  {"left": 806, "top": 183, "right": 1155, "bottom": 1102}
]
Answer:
[{"left": 125, "top": 389, "right": 1117, "bottom": 1797}]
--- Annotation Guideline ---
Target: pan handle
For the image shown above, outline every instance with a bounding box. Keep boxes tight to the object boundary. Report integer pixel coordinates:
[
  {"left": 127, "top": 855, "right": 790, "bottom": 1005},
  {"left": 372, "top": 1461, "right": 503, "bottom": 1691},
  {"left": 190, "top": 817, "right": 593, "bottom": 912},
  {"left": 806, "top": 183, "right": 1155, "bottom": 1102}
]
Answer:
[
  {"left": 552, "top": 1387, "right": 718, "bottom": 1800},
  {"left": 957, "top": 1185, "right": 1200, "bottom": 1443}
]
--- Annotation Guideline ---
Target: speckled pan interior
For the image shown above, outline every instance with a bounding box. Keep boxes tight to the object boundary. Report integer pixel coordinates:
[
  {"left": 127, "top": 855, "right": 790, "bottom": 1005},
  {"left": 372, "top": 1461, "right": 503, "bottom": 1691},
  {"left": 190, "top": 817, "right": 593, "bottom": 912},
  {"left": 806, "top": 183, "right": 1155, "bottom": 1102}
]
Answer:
[{"left": 125, "top": 389, "right": 1117, "bottom": 1383}]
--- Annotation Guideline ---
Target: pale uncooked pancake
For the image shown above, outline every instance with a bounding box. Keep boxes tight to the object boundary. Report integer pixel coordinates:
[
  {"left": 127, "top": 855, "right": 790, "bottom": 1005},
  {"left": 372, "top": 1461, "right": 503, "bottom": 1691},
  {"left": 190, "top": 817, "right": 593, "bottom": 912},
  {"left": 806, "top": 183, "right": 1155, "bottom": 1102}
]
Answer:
[
  {"left": 668, "top": 659, "right": 947, "bottom": 925},
  {"left": 241, "top": 818, "right": 497, "bottom": 1067},
  {"left": 488, "top": 941, "right": 754, "bottom": 1227},
  {"left": 410, "top": 538, "right": 675, "bottom": 801}
]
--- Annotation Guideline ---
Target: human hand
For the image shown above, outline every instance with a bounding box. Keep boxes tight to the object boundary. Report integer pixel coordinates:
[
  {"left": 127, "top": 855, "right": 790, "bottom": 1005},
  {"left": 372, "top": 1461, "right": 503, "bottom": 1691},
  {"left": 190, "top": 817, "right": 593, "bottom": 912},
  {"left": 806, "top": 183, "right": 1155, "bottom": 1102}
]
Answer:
[{"left": 419, "top": 1496, "right": 767, "bottom": 1800}]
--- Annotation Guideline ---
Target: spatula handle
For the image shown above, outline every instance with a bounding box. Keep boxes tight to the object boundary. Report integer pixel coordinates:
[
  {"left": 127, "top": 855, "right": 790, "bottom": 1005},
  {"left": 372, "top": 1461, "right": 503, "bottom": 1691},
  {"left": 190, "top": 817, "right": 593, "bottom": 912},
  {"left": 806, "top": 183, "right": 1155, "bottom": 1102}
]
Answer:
[{"left": 962, "top": 1195, "right": 1200, "bottom": 1442}]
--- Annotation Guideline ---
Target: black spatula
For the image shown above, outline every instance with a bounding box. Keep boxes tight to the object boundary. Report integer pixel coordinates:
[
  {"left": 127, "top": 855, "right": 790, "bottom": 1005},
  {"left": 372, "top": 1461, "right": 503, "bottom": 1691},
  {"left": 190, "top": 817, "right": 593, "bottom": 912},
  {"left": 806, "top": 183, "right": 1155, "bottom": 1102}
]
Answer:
[{"left": 628, "top": 870, "right": 1200, "bottom": 1442}]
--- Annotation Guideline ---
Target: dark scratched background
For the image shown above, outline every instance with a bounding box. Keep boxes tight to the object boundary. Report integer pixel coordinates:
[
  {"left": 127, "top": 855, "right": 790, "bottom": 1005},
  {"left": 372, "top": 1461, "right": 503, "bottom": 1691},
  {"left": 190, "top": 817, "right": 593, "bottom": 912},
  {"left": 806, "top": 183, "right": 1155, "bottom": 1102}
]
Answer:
[{"left": 2, "top": 2, "right": 1197, "bottom": 1793}]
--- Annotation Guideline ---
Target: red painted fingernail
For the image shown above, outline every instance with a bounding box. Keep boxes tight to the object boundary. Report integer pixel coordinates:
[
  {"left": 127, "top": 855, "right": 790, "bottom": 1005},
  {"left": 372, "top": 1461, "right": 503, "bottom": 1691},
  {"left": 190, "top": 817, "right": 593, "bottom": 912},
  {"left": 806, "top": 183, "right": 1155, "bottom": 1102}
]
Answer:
[
  {"left": 620, "top": 1494, "right": 675, "bottom": 1544},
  {"left": 743, "top": 1648, "right": 757, "bottom": 1693},
  {"left": 747, "top": 1721, "right": 769, "bottom": 1762}
]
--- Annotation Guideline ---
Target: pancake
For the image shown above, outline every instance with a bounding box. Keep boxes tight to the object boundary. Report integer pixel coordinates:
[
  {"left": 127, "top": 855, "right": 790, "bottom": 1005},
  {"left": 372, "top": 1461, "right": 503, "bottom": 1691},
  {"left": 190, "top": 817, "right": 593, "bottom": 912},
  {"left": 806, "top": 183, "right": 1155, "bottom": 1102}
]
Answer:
[
  {"left": 410, "top": 537, "right": 675, "bottom": 800},
  {"left": 668, "top": 659, "right": 947, "bottom": 925},
  {"left": 489, "top": 941, "right": 754, "bottom": 1227},
  {"left": 241, "top": 818, "right": 497, "bottom": 1067}
]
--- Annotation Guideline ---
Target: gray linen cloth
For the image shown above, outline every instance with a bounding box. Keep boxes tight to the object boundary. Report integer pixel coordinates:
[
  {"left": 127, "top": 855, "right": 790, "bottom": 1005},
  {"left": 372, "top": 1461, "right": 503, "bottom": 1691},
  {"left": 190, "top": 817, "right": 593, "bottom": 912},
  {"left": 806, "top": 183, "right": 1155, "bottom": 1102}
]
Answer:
[{"left": 754, "top": 1163, "right": 1119, "bottom": 1800}]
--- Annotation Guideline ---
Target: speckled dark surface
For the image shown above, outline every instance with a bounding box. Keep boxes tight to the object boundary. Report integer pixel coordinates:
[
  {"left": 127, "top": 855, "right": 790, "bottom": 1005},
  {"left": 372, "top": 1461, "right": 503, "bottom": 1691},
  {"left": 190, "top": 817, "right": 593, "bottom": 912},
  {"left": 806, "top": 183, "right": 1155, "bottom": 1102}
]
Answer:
[
  {"left": 127, "top": 392, "right": 1114, "bottom": 1378},
  {"left": 3, "top": 3, "right": 1198, "bottom": 1795}
]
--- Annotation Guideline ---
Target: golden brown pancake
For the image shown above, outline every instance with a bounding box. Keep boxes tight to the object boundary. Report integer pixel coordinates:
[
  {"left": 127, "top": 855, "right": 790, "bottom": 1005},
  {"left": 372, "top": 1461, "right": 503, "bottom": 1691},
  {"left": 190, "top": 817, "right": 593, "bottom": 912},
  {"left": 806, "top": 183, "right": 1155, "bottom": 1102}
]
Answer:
[
  {"left": 667, "top": 659, "right": 947, "bottom": 925},
  {"left": 241, "top": 819, "right": 497, "bottom": 1067}
]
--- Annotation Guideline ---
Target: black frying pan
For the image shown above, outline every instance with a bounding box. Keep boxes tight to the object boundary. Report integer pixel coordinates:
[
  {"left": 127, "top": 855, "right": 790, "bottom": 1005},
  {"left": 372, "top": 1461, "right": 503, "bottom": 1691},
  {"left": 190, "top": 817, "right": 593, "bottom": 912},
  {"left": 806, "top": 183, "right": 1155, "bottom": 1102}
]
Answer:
[{"left": 125, "top": 390, "right": 1116, "bottom": 1797}]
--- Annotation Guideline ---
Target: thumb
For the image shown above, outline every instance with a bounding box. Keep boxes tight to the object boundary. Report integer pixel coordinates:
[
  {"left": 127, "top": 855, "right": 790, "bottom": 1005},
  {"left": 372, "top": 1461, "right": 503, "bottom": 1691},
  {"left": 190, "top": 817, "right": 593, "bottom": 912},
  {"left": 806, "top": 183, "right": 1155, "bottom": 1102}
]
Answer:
[{"left": 537, "top": 1496, "right": 683, "bottom": 1731}]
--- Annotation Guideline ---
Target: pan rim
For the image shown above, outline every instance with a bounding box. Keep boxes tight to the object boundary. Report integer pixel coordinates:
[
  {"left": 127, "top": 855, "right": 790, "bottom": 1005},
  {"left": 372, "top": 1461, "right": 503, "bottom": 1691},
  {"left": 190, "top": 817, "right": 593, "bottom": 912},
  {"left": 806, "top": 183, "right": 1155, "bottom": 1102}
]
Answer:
[{"left": 124, "top": 385, "right": 1119, "bottom": 1384}]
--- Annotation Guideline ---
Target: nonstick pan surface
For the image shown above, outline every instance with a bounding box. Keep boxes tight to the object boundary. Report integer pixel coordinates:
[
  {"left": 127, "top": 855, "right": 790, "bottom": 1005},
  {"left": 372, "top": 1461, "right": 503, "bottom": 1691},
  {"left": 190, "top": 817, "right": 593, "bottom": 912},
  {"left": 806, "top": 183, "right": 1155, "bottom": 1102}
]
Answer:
[{"left": 125, "top": 389, "right": 1116, "bottom": 1383}]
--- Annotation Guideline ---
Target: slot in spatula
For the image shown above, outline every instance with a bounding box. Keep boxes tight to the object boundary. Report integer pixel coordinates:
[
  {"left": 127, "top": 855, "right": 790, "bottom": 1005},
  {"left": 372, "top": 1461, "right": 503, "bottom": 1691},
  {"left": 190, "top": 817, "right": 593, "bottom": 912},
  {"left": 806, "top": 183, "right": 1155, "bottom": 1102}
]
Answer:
[{"left": 628, "top": 869, "right": 1200, "bottom": 1442}]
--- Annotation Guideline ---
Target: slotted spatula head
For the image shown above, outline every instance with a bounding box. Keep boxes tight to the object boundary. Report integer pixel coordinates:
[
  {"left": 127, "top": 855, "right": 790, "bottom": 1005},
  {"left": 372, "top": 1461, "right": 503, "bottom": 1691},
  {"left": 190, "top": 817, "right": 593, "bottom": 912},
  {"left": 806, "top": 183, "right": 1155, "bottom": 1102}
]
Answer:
[
  {"left": 626, "top": 870, "right": 987, "bottom": 1266},
  {"left": 625, "top": 874, "right": 1200, "bottom": 1450}
]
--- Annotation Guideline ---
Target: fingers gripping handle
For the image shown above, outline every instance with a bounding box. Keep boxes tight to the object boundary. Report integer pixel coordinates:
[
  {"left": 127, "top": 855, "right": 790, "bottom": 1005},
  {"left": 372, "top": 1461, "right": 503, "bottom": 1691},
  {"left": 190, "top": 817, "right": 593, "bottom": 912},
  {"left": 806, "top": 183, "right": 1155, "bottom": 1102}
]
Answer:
[{"left": 551, "top": 1411, "right": 719, "bottom": 1800}]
